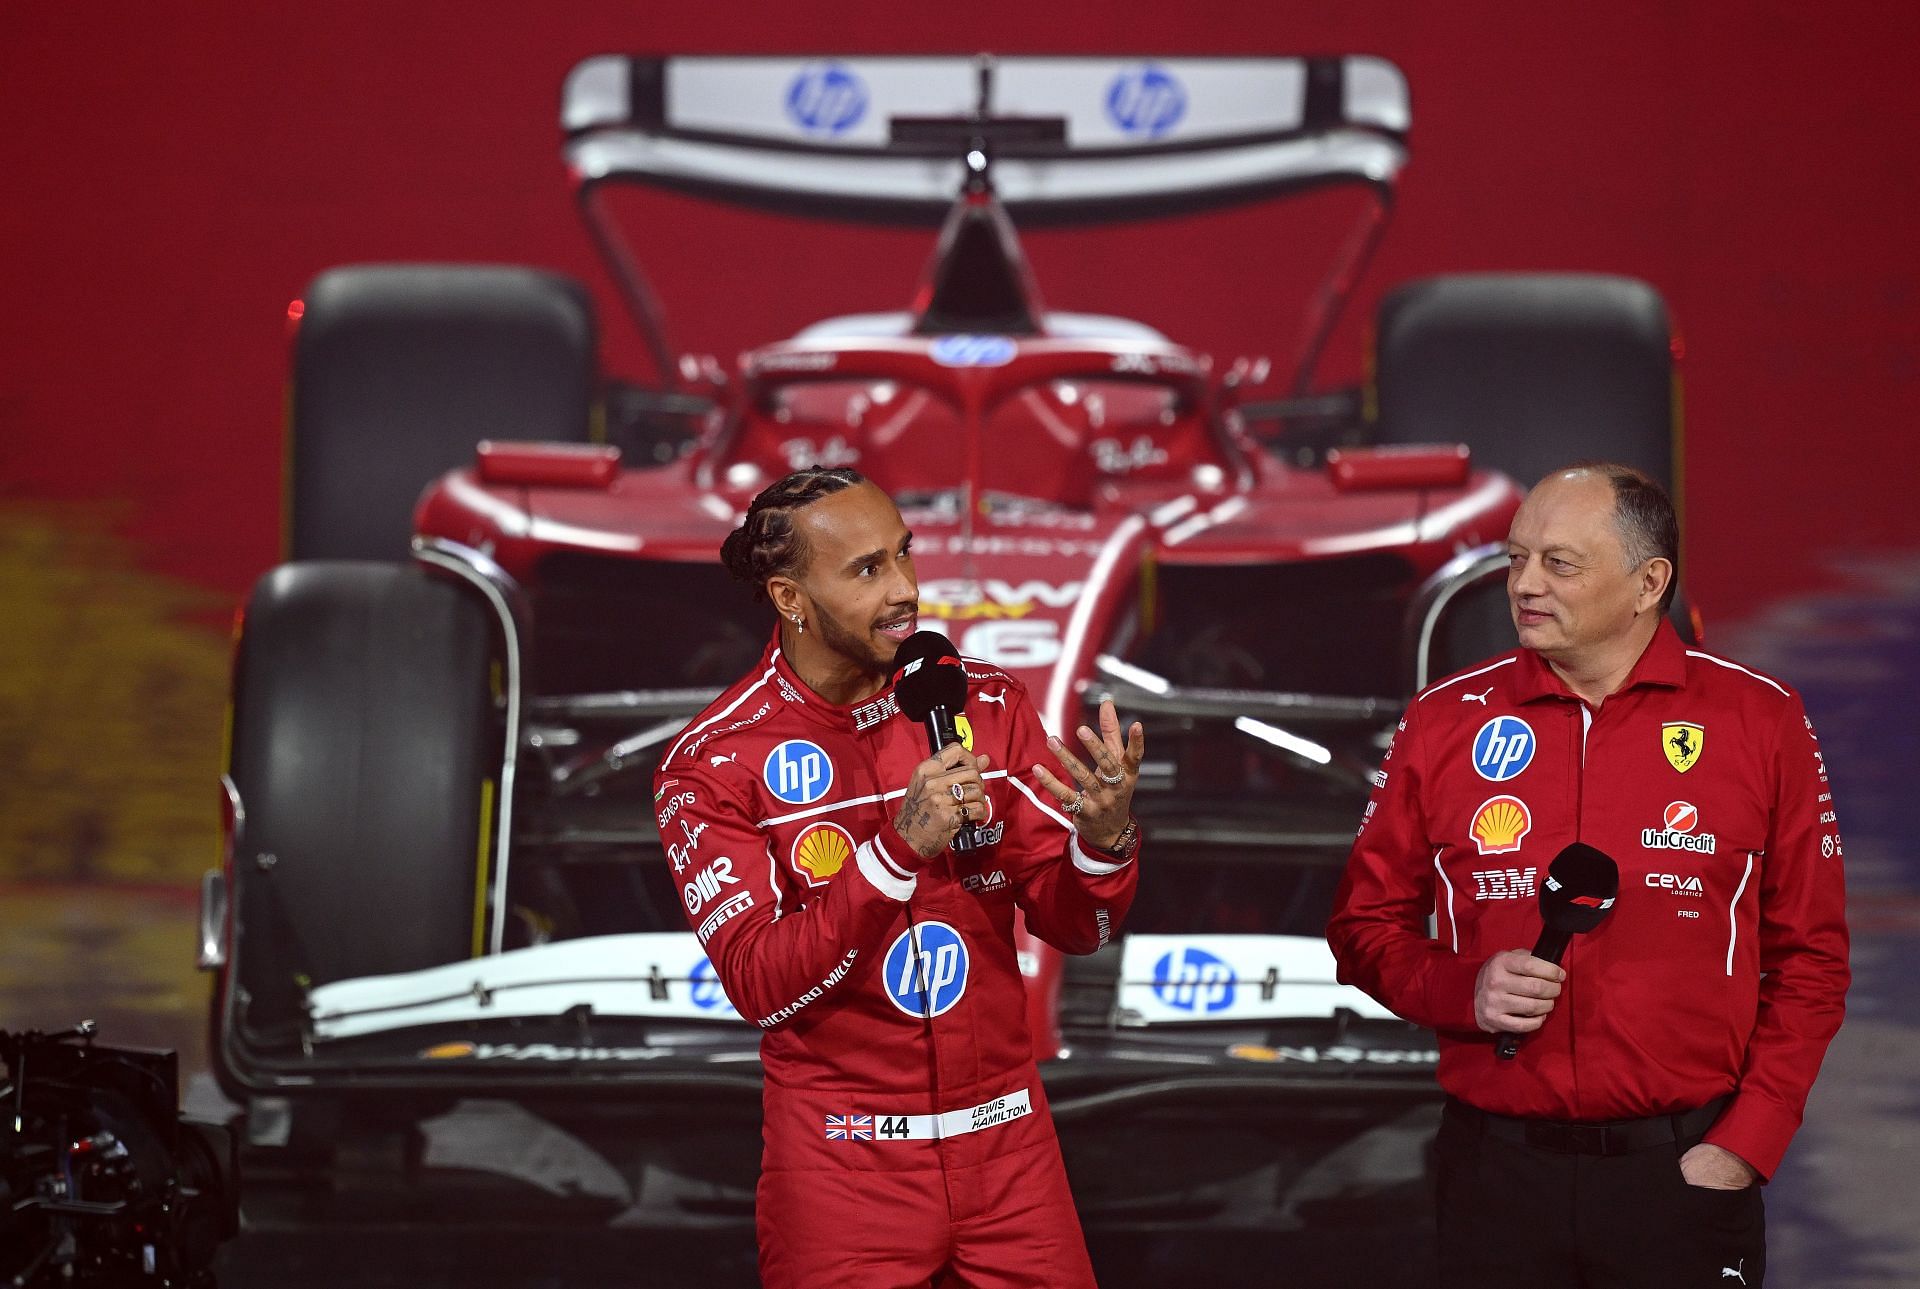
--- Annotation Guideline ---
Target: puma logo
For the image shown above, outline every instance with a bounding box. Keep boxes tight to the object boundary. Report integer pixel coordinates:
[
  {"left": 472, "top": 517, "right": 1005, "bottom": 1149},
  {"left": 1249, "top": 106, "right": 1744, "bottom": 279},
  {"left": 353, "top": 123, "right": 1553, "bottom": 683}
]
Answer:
[
  {"left": 1461, "top": 688, "right": 1492, "bottom": 705},
  {"left": 1721, "top": 1260, "right": 1747, "bottom": 1284},
  {"left": 980, "top": 690, "right": 1007, "bottom": 708},
  {"left": 709, "top": 753, "right": 738, "bottom": 768}
]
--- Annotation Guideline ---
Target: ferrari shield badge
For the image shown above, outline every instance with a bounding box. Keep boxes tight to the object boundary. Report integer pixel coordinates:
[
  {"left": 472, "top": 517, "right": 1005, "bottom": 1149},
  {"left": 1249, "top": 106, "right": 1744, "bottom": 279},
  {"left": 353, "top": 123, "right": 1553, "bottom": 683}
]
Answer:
[{"left": 1662, "top": 722, "right": 1704, "bottom": 773}]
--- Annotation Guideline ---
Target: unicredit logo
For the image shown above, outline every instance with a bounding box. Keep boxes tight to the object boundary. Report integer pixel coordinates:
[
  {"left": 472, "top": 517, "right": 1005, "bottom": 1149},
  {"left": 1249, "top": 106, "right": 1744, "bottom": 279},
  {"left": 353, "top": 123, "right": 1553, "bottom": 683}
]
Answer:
[{"left": 1643, "top": 802, "right": 1717, "bottom": 853}]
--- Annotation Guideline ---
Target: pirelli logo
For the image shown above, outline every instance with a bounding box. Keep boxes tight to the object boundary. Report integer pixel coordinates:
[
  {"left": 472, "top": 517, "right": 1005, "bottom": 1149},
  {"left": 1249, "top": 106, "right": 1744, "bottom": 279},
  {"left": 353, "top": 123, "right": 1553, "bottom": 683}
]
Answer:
[{"left": 697, "top": 890, "right": 753, "bottom": 943}]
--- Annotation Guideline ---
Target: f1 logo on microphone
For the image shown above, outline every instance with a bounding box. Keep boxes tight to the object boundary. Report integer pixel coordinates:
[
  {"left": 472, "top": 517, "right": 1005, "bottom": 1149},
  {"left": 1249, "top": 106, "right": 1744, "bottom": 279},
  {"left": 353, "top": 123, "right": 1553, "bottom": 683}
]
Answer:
[{"left": 1472, "top": 716, "right": 1536, "bottom": 782}]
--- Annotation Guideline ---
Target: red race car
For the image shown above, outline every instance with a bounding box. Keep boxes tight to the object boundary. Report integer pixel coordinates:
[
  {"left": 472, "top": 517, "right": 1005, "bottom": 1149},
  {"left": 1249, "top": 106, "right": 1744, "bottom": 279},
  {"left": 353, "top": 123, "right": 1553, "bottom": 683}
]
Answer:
[{"left": 201, "top": 55, "right": 1681, "bottom": 1242}]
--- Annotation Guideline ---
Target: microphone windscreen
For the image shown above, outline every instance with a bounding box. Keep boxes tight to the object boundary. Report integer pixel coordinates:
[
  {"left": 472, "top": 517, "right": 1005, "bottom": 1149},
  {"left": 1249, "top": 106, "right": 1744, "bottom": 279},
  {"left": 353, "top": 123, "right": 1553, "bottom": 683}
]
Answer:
[
  {"left": 892, "top": 631, "right": 966, "bottom": 720},
  {"left": 1540, "top": 842, "right": 1620, "bottom": 934}
]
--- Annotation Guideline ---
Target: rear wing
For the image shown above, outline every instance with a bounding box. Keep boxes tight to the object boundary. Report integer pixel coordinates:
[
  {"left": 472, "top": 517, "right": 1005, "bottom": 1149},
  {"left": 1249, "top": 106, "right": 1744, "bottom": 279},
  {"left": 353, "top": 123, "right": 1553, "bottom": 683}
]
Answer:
[{"left": 562, "top": 54, "right": 1409, "bottom": 224}]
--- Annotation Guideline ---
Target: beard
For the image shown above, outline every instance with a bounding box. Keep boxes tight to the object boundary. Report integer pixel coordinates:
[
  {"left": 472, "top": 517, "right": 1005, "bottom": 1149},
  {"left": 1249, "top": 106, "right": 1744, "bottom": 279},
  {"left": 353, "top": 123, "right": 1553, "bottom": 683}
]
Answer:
[{"left": 811, "top": 599, "right": 894, "bottom": 677}]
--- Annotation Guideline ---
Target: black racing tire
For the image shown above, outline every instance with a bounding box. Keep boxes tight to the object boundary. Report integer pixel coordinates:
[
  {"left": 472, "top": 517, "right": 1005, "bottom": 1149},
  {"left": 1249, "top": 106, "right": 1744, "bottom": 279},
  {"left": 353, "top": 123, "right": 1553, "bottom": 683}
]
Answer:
[
  {"left": 1372, "top": 273, "right": 1676, "bottom": 492},
  {"left": 1426, "top": 576, "right": 1518, "bottom": 682},
  {"left": 219, "top": 561, "right": 500, "bottom": 1062},
  {"left": 1375, "top": 273, "right": 1698, "bottom": 651},
  {"left": 289, "top": 264, "right": 598, "bottom": 561}
]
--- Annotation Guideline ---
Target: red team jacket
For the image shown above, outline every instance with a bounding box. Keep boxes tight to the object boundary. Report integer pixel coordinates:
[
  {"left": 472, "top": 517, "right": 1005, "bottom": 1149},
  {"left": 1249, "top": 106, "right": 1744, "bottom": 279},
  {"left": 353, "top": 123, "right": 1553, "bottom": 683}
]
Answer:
[
  {"left": 1327, "top": 622, "right": 1849, "bottom": 1179},
  {"left": 653, "top": 635, "right": 1138, "bottom": 1174}
]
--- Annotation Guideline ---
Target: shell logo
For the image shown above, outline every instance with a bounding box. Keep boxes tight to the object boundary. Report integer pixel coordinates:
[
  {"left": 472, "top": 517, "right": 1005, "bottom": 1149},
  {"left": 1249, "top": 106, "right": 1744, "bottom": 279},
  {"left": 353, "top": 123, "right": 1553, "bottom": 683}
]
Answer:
[
  {"left": 1470, "top": 795, "right": 1532, "bottom": 856},
  {"left": 421, "top": 1042, "right": 476, "bottom": 1060},
  {"left": 791, "top": 822, "right": 854, "bottom": 888}
]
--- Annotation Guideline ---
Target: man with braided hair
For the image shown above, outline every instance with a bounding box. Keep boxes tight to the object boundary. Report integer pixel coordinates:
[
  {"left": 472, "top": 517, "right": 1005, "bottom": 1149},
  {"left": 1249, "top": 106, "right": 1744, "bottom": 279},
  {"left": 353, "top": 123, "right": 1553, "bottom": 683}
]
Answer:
[{"left": 656, "top": 468, "right": 1145, "bottom": 1287}]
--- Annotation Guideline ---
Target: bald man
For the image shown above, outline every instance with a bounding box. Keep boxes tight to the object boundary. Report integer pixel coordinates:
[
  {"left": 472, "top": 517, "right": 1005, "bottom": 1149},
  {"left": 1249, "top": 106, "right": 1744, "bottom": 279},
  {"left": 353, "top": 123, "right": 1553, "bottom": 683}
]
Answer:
[{"left": 1327, "top": 463, "right": 1848, "bottom": 1289}]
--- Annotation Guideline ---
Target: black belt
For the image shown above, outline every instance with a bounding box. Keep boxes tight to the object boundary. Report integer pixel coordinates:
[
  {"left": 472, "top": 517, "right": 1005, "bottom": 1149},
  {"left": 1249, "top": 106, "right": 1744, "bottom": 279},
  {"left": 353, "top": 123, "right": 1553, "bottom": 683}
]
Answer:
[{"left": 1446, "top": 1095, "right": 1731, "bottom": 1157}]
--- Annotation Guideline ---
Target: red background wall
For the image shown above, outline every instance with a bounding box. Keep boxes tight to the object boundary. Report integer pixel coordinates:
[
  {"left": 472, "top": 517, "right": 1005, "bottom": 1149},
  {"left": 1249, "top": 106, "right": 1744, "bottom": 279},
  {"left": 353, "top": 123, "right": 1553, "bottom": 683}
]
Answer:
[{"left": 2, "top": 0, "right": 1915, "bottom": 622}]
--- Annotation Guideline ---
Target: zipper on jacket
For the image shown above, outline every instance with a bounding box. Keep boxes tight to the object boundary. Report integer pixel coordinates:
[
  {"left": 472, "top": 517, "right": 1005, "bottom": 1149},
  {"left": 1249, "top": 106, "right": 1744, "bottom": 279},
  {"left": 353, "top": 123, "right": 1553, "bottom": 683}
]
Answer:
[
  {"left": 1569, "top": 701, "right": 1593, "bottom": 1112},
  {"left": 1572, "top": 702, "right": 1592, "bottom": 838}
]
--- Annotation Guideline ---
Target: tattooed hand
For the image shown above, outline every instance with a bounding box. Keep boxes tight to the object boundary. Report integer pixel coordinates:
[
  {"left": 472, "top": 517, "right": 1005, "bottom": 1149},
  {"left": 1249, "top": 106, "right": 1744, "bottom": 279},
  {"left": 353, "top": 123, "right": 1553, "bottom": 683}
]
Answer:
[
  {"left": 1032, "top": 698, "right": 1145, "bottom": 850},
  {"left": 893, "top": 740, "right": 992, "bottom": 860}
]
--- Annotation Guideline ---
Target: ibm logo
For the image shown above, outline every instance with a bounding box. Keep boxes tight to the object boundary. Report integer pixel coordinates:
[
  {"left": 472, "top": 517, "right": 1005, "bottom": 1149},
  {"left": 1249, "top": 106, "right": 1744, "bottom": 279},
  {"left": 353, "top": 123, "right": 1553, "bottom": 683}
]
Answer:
[{"left": 1471, "top": 868, "right": 1538, "bottom": 901}]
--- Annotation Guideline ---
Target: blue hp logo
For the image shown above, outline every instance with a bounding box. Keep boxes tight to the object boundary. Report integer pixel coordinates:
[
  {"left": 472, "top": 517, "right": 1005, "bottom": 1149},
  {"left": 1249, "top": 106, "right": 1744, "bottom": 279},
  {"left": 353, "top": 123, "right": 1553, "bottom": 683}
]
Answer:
[
  {"left": 883, "top": 922, "right": 969, "bottom": 1018},
  {"left": 785, "top": 62, "right": 867, "bottom": 136},
  {"left": 689, "top": 957, "right": 736, "bottom": 1014},
  {"left": 765, "top": 739, "right": 834, "bottom": 805},
  {"left": 1472, "top": 716, "right": 1536, "bottom": 782},
  {"left": 1152, "top": 946, "right": 1235, "bottom": 1013},
  {"left": 1106, "top": 64, "right": 1187, "bottom": 138},
  {"left": 930, "top": 334, "right": 1017, "bottom": 368}
]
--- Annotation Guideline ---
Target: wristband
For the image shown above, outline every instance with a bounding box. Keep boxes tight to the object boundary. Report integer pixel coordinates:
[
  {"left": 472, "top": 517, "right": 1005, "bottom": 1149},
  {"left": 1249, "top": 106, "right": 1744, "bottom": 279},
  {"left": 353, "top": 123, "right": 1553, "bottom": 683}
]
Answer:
[{"left": 1087, "top": 815, "right": 1141, "bottom": 862}]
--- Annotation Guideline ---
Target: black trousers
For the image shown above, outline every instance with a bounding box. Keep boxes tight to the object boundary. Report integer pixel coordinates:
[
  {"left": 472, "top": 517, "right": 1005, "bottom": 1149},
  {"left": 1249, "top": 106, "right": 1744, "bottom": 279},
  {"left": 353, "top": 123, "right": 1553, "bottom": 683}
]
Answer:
[{"left": 1435, "top": 1097, "right": 1766, "bottom": 1289}]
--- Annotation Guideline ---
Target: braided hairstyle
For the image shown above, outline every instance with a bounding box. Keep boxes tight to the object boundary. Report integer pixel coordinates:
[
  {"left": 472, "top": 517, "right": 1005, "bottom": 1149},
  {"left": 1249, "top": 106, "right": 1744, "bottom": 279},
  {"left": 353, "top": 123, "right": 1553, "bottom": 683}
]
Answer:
[{"left": 720, "top": 467, "right": 867, "bottom": 600}]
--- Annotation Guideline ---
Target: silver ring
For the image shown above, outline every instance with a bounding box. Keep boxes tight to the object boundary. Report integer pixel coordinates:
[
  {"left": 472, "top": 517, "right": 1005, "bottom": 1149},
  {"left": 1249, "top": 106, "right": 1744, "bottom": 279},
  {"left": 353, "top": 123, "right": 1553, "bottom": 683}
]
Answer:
[
  {"left": 1097, "top": 769, "right": 1124, "bottom": 786},
  {"left": 1062, "top": 793, "right": 1084, "bottom": 816},
  {"left": 949, "top": 783, "right": 966, "bottom": 802}
]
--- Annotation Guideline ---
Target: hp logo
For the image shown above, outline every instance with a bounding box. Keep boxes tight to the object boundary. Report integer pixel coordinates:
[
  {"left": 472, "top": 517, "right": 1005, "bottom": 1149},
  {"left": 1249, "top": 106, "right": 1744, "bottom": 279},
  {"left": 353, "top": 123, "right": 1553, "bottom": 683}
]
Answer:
[
  {"left": 1106, "top": 64, "right": 1187, "bottom": 138},
  {"left": 930, "top": 334, "right": 1017, "bottom": 368},
  {"left": 883, "top": 922, "right": 970, "bottom": 1018},
  {"left": 1151, "top": 946, "right": 1235, "bottom": 1013},
  {"left": 785, "top": 62, "right": 867, "bottom": 136},
  {"left": 1471, "top": 716, "right": 1536, "bottom": 782},
  {"left": 765, "top": 740, "right": 834, "bottom": 805},
  {"left": 689, "top": 957, "right": 736, "bottom": 1014}
]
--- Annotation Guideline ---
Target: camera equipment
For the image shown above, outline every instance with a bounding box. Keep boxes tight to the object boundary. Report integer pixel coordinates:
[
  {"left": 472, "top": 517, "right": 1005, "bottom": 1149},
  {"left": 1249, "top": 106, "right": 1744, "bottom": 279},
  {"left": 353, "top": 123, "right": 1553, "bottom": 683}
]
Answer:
[{"left": 1, "top": 1021, "right": 236, "bottom": 1287}]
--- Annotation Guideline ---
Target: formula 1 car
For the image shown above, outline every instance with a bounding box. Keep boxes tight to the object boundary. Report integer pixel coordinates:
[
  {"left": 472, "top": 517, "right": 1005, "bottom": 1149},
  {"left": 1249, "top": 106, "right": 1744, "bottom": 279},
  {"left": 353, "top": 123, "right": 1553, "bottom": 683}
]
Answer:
[{"left": 200, "top": 55, "right": 1679, "bottom": 1242}]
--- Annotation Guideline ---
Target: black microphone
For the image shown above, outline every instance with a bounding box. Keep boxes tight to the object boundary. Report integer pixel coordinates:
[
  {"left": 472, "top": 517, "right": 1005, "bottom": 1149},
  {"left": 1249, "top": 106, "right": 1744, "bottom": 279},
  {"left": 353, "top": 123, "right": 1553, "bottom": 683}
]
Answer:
[
  {"left": 1496, "top": 842, "right": 1619, "bottom": 1060},
  {"left": 892, "top": 630, "right": 988, "bottom": 852}
]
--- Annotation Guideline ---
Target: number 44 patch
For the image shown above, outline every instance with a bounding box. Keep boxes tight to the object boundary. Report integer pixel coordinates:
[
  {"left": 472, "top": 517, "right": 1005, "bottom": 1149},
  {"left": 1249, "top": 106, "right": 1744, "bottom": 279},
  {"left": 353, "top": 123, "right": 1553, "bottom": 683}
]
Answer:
[{"left": 823, "top": 1113, "right": 913, "bottom": 1141}]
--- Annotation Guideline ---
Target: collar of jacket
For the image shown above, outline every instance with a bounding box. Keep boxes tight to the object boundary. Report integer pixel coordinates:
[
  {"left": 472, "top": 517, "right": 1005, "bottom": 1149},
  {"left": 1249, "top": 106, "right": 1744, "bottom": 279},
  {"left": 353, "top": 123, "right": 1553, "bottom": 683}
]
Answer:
[
  {"left": 1509, "top": 617, "right": 1689, "bottom": 705},
  {"left": 762, "top": 628, "right": 898, "bottom": 735}
]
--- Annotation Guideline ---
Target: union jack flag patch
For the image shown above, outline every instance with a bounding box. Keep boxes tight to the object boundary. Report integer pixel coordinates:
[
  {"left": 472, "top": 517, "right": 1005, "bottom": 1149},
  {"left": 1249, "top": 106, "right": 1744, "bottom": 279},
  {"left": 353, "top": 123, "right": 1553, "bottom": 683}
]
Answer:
[{"left": 824, "top": 1114, "right": 873, "bottom": 1141}]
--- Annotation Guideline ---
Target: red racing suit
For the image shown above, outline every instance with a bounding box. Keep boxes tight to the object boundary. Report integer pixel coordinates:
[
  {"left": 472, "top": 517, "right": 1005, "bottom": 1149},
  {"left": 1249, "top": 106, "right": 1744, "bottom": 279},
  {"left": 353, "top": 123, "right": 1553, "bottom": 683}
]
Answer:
[
  {"left": 1327, "top": 621, "right": 1848, "bottom": 1179},
  {"left": 653, "top": 634, "right": 1138, "bottom": 1286}
]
